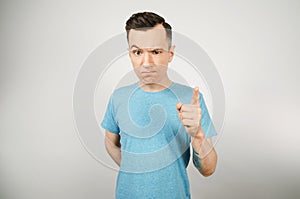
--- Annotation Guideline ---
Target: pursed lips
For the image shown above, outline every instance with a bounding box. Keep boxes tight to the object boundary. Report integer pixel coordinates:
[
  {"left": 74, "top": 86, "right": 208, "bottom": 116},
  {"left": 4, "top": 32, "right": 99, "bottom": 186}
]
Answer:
[{"left": 141, "top": 71, "right": 156, "bottom": 74}]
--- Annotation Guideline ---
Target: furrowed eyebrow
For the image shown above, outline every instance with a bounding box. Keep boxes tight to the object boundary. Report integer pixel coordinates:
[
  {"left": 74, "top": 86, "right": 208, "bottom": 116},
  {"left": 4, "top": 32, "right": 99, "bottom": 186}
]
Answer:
[
  {"left": 130, "top": 45, "right": 140, "bottom": 49},
  {"left": 151, "top": 48, "right": 164, "bottom": 51},
  {"left": 129, "top": 45, "right": 168, "bottom": 52}
]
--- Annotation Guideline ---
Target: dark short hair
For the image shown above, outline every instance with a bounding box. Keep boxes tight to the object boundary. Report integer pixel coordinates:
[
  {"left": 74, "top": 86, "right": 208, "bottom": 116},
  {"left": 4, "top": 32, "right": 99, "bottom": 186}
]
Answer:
[{"left": 125, "top": 12, "right": 172, "bottom": 48}]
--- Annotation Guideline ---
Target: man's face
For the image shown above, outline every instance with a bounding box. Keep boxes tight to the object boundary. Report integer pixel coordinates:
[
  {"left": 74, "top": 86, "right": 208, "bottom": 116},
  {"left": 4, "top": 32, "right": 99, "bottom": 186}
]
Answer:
[{"left": 128, "top": 24, "right": 175, "bottom": 85}]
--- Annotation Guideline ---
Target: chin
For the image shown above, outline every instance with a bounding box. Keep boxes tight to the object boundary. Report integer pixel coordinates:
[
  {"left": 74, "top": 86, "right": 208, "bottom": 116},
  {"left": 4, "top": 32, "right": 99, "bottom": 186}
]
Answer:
[
  {"left": 140, "top": 78, "right": 157, "bottom": 85},
  {"left": 142, "top": 81, "right": 155, "bottom": 85}
]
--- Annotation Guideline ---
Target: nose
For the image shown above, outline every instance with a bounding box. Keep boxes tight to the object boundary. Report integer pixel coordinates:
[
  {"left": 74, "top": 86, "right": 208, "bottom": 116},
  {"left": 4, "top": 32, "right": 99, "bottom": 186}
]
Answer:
[{"left": 142, "top": 51, "right": 153, "bottom": 66}]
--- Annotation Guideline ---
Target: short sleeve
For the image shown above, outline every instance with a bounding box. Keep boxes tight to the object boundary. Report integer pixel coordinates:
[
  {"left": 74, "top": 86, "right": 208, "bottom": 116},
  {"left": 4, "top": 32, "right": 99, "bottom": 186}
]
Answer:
[
  {"left": 200, "top": 93, "right": 217, "bottom": 138},
  {"left": 101, "top": 94, "right": 120, "bottom": 134}
]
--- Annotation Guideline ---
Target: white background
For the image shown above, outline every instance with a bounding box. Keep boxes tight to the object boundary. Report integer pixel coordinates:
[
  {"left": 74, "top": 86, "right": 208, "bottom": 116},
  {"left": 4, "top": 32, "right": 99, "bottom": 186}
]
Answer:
[{"left": 1, "top": 1, "right": 299, "bottom": 198}]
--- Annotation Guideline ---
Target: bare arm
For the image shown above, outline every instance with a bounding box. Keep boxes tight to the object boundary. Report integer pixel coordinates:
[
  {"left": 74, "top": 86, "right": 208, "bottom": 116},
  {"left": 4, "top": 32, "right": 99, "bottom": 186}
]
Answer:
[
  {"left": 105, "top": 130, "right": 121, "bottom": 167},
  {"left": 176, "top": 87, "right": 218, "bottom": 177},
  {"left": 191, "top": 129, "right": 217, "bottom": 177}
]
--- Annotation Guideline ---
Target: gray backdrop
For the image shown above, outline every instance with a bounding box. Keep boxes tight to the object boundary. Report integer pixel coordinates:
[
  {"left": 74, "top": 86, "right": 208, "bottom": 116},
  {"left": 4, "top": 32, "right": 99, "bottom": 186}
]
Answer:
[{"left": 1, "top": 0, "right": 299, "bottom": 199}]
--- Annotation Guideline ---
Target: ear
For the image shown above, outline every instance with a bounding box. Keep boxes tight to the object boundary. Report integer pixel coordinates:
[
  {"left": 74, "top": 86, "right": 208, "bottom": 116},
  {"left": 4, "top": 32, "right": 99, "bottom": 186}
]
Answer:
[{"left": 168, "top": 45, "right": 176, "bottom": 63}]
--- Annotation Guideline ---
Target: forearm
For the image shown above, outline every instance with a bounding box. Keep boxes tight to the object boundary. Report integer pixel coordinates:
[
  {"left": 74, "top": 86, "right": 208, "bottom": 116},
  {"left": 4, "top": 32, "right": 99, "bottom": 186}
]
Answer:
[
  {"left": 191, "top": 129, "right": 217, "bottom": 177},
  {"left": 105, "top": 136, "right": 122, "bottom": 166}
]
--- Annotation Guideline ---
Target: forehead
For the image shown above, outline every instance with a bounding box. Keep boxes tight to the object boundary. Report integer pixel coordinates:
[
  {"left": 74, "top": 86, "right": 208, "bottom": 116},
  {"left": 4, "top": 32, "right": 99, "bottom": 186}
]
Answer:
[{"left": 128, "top": 24, "right": 168, "bottom": 49}]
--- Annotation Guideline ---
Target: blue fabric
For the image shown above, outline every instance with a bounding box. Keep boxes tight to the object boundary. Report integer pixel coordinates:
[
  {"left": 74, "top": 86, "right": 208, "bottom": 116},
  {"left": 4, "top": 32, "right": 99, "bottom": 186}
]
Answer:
[{"left": 101, "top": 82, "right": 217, "bottom": 199}]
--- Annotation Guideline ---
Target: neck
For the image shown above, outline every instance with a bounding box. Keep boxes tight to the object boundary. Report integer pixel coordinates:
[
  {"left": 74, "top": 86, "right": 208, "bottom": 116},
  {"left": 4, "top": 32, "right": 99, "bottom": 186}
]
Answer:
[{"left": 138, "top": 78, "right": 173, "bottom": 92}]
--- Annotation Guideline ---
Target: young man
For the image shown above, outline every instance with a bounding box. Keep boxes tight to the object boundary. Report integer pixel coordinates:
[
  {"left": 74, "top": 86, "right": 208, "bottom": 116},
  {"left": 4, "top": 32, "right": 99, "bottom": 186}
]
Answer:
[{"left": 101, "top": 12, "right": 217, "bottom": 199}]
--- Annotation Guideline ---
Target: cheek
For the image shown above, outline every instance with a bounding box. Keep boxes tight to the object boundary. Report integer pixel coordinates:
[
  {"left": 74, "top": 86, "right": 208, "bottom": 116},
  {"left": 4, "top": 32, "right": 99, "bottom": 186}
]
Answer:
[
  {"left": 133, "top": 68, "right": 142, "bottom": 79},
  {"left": 157, "top": 55, "right": 170, "bottom": 65},
  {"left": 129, "top": 55, "right": 141, "bottom": 67},
  {"left": 130, "top": 58, "right": 138, "bottom": 67},
  {"left": 156, "top": 65, "right": 168, "bottom": 76}
]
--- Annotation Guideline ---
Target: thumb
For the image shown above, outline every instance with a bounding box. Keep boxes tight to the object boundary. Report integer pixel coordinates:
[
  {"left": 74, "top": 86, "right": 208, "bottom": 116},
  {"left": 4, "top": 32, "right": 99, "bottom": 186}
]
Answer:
[
  {"left": 190, "top": 87, "right": 199, "bottom": 105},
  {"left": 176, "top": 102, "right": 183, "bottom": 112}
]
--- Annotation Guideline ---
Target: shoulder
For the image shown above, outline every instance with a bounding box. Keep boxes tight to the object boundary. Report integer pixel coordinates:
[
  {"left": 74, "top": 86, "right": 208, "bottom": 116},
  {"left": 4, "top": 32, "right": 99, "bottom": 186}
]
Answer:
[
  {"left": 172, "top": 82, "right": 193, "bottom": 91},
  {"left": 172, "top": 82, "right": 203, "bottom": 97},
  {"left": 109, "top": 82, "right": 138, "bottom": 105}
]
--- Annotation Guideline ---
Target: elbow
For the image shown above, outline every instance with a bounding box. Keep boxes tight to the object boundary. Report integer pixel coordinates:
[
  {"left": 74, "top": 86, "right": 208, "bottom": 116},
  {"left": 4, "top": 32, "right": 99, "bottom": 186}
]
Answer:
[
  {"left": 201, "top": 150, "right": 217, "bottom": 177},
  {"left": 202, "top": 171, "right": 215, "bottom": 177},
  {"left": 201, "top": 167, "right": 216, "bottom": 177}
]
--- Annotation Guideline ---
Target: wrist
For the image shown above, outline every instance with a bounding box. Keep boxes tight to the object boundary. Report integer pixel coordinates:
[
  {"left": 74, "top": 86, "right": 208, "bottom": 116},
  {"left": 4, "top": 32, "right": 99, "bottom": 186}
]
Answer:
[
  {"left": 191, "top": 127, "right": 205, "bottom": 148},
  {"left": 192, "top": 126, "right": 204, "bottom": 139},
  {"left": 192, "top": 147, "right": 202, "bottom": 169}
]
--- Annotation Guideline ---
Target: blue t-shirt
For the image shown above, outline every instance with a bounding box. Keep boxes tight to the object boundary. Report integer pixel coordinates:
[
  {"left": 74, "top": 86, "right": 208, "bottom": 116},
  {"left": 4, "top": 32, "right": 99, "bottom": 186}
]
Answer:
[{"left": 101, "top": 82, "right": 217, "bottom": 199}]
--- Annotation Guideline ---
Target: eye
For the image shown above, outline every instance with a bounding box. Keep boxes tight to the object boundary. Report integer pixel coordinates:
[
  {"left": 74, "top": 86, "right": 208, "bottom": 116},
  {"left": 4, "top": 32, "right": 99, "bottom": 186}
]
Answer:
[
  {"left": 152, "top": 50, "right": 162, "bottom": 55},
  {"left": 133, "top": 50, "right": 142, "bottom": 56}
]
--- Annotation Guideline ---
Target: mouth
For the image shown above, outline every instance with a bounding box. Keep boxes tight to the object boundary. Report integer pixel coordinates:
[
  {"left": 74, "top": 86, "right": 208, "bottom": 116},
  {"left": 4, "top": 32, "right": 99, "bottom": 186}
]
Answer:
[{"left": 142, "top": 71, "right": 156, "bottom": 74}]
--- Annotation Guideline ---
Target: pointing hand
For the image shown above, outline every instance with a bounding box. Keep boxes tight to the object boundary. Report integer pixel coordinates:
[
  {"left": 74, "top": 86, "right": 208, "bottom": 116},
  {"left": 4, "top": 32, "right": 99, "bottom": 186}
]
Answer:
[{"left": 176, "top": 87, "right": 202, "bottom": 137}]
